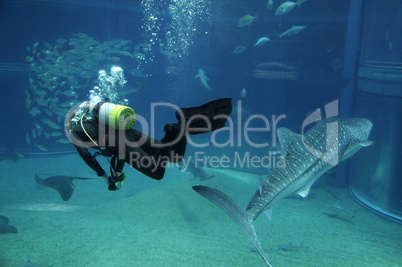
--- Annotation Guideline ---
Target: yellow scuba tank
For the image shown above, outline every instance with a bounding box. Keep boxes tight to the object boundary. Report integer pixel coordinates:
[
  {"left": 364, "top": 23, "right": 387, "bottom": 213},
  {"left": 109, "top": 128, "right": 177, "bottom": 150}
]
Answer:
[{"left": 90, "top": 100, "right": 136, "bottom": 130}]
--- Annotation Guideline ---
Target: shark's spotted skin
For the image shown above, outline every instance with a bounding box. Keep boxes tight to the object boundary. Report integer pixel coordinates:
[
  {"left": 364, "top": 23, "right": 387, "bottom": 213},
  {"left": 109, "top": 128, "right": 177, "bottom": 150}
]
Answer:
[
  {"left": 194, "top": 117, "right": 373, "bottom": 266},
  {"left": 247, "top": 118, "right": 373, "bottom": 220}
]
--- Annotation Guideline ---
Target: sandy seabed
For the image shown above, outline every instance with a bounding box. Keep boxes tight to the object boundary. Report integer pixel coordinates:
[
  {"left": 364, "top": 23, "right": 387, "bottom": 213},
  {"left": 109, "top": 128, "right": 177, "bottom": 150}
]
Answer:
[{"left": 0, "top": 154, "right": 401, "bottom": 267}]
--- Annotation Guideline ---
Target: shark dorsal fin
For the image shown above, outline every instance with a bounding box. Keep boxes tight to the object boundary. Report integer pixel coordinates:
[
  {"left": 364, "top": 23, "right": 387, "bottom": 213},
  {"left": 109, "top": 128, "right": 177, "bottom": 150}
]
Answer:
[{"left": 277, "top": 127, "right": 302, "bottom": 157}]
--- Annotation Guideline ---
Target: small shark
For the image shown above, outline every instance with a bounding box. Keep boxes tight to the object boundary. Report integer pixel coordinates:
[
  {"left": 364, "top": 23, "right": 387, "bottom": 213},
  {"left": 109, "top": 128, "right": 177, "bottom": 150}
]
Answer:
[
  {"left": 193, "top": 117, "right": 373, "bottom": 266},
  {"left": 195, "top": 68, "right": 212, "bottom": 91},
  {"left": 35, "top": 174, "right": 97, "bottom": 201},
  {"left": 180, "top": 160, "right": 215, "bottom": 181},
  {"left": 0, "top": 143, "right": 28, "bottom": 162}
]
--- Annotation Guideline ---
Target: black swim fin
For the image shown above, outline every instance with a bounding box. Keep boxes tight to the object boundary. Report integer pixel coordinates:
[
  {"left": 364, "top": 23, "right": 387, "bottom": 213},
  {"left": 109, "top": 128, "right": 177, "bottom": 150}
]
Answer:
[{"left": 176, "top": 98, "right": 232, "bottom": 135}]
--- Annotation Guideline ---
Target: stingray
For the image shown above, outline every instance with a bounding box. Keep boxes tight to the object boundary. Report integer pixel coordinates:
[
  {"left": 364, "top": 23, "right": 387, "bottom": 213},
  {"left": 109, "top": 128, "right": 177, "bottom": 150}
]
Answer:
[
  {"left": 35, "top": 174, "right": 97, "bottom": 201},
  {"left": 0, "top": 215, "right": 18, "bottom": 234}
]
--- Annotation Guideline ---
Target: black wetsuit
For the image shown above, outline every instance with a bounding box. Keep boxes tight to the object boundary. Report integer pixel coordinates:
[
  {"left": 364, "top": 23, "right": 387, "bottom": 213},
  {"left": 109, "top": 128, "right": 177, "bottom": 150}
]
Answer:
[{"left": 71, "top": 120, "right": 186, "bottom": 180}]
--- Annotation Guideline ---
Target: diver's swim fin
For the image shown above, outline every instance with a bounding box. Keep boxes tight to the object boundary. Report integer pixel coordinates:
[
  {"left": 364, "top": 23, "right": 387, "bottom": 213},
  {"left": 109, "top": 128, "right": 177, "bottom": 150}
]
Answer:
[{"left": 176, "top": 98, "right": 232, "bottom": 135}]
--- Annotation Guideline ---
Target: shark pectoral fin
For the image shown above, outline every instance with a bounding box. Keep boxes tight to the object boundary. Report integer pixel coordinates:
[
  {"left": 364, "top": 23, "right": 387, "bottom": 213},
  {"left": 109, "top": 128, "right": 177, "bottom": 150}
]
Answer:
[
  {"left": 296, "top": 187, "right": 310, "bottom": 198},
  {"left": 340, "top": 140, "right": 374, "bottom": 161},
  {"left": 361, "top": 140, "right": 374, "bottom": 147},
  {"left": 296, "top": 181, "right": 314, "bottom": 198},
  {"left": 205, "top": 75, "right": 210, "bottom": 81},
  {"left": 264, "top": 209, "right": 273, "bottom": 220},
  {"left": 195, "top": 74, "right": 199, "bottom": 78}
]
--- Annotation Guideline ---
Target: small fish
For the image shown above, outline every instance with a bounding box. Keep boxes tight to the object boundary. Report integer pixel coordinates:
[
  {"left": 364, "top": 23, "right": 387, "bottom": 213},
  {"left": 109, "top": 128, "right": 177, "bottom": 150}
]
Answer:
[
  {"left": 241, "top": 88, "right": 247, "bottom": 98},
  {"left": 105, "top": 48, "right": 120, "bottom": 54},
  {"left": 74, "top": 33, "right": 90, "bottom": 39},
  {"left": 232, "top": 45, "right": 246, "bottom": 54},
  {"left": 25, "top": 56, "right": 34, "bottom": 62},
  {"left": 25, "top": 132, "right": 31, "bottom": 144},
  {"left": 133, "top": 52, "right": 145, "bottom": 59},
  {"left": 56, "top": 139, "right": 70, "bottom": 144},
  {"left": 55, "top": 38, "right": 67, "bottom": 44},
  {"left": 43, "top": 42, "right": 53, "bottom": 50},
  {"left": 139, "top": 43, "right": 151, "bottom": 49},
  {"left": 32, "top": 42, "right": 39, "bottom": 52},
  {"left": 117, "top": 40, "right": 131, "bottom": 47},
  {"left": 15, "top": 152, "right": 25, "bottom": 159},
  {"left": 238, "top": 14, "right": 257, "bottom": 27},
  {"left": 255, "top": 37, "right": 270, "bottom": 46},
  {"left": 49, "top": 132, "right": 63, "bottom": 137},
  {"left": 161, "top": 50, "right": 177, "bottom": 58},
  {"left": 266, "top": 0, "right": 274, "bottom": 10},
  {"left": 34, "top": 143, "right": 48, "bottom": 152},
  {"left": 119, "top": 51, "right": 133, "bottom": 57},
  {"left": 275, "top": 0, "right": 307, "bottom": 15},
  {"left": 41, "top": 119, "right": 61, "bottom": 130},
  {"left": 130, "top": 69, "right": 145, "bottom": 78},
  {"left": 118, "top": 87, "right": 140, "bottom": 96},
  {"left": 279, "top": 25, "right": 307, "bottom": 38}
]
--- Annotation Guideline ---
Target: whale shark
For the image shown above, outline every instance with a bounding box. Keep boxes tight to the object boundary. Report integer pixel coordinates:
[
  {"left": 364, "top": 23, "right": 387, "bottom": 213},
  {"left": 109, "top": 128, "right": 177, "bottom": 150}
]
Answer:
[{"left": 193, "top": 117, "right": 373, "bottom": 266}]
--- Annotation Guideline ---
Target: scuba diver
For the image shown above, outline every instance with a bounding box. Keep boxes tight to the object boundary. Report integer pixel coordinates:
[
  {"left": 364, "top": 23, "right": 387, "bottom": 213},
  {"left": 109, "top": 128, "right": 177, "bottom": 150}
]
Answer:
[{"left": 66, "top": 98, "right": 232, "bottom": 191}]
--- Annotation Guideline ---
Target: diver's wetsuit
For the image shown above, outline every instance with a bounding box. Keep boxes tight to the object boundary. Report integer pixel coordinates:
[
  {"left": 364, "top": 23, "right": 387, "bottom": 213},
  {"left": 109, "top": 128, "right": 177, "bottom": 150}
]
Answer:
[
  {"left": 72, "top": 120, "right": 186, "bottom": 180},
  {"left": 71, "top": 98, "right": 232, "bottom": 181}
]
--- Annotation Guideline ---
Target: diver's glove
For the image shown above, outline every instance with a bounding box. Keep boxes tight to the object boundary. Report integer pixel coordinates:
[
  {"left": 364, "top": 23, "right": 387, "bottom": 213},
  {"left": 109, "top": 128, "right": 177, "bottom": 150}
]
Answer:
[
  {"left": 107, "top": 172, "right": 127, "bottom": 191},
  {"left": 101, "top": 173, "right": 118, "bottom": 191}
]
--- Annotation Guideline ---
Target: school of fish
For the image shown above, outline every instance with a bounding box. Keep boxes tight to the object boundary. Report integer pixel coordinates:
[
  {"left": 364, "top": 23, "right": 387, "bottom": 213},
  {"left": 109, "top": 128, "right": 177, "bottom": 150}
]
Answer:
[
  {"left": 234, "top": 0, "right": 308, "bottom": 55},
  {"left": 24, "top": 33, "right": 168, "bottom": 150}
]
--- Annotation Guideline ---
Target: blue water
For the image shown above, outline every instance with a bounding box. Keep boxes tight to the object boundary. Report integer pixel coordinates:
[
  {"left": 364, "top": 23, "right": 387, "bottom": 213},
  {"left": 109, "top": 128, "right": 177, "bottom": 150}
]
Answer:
[
  {"left": 0, "top": 0, "right": 401, "bottom": 266},
  {"left": 0, "top": 0, "right": 352, "bottom": 149}
]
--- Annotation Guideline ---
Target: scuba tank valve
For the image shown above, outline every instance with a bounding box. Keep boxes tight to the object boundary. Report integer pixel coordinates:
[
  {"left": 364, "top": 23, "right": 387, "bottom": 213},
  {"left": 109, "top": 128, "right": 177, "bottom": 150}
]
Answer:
[{"left": 91, "top": 101, "right": 135, "bottom": 130}]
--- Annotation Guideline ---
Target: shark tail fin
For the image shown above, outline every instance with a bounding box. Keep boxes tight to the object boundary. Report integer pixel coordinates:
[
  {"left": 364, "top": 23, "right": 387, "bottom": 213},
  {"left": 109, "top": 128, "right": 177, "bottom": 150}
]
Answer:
[{"left": 193, "top": 185, "right": 272, "bottom": 267}]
